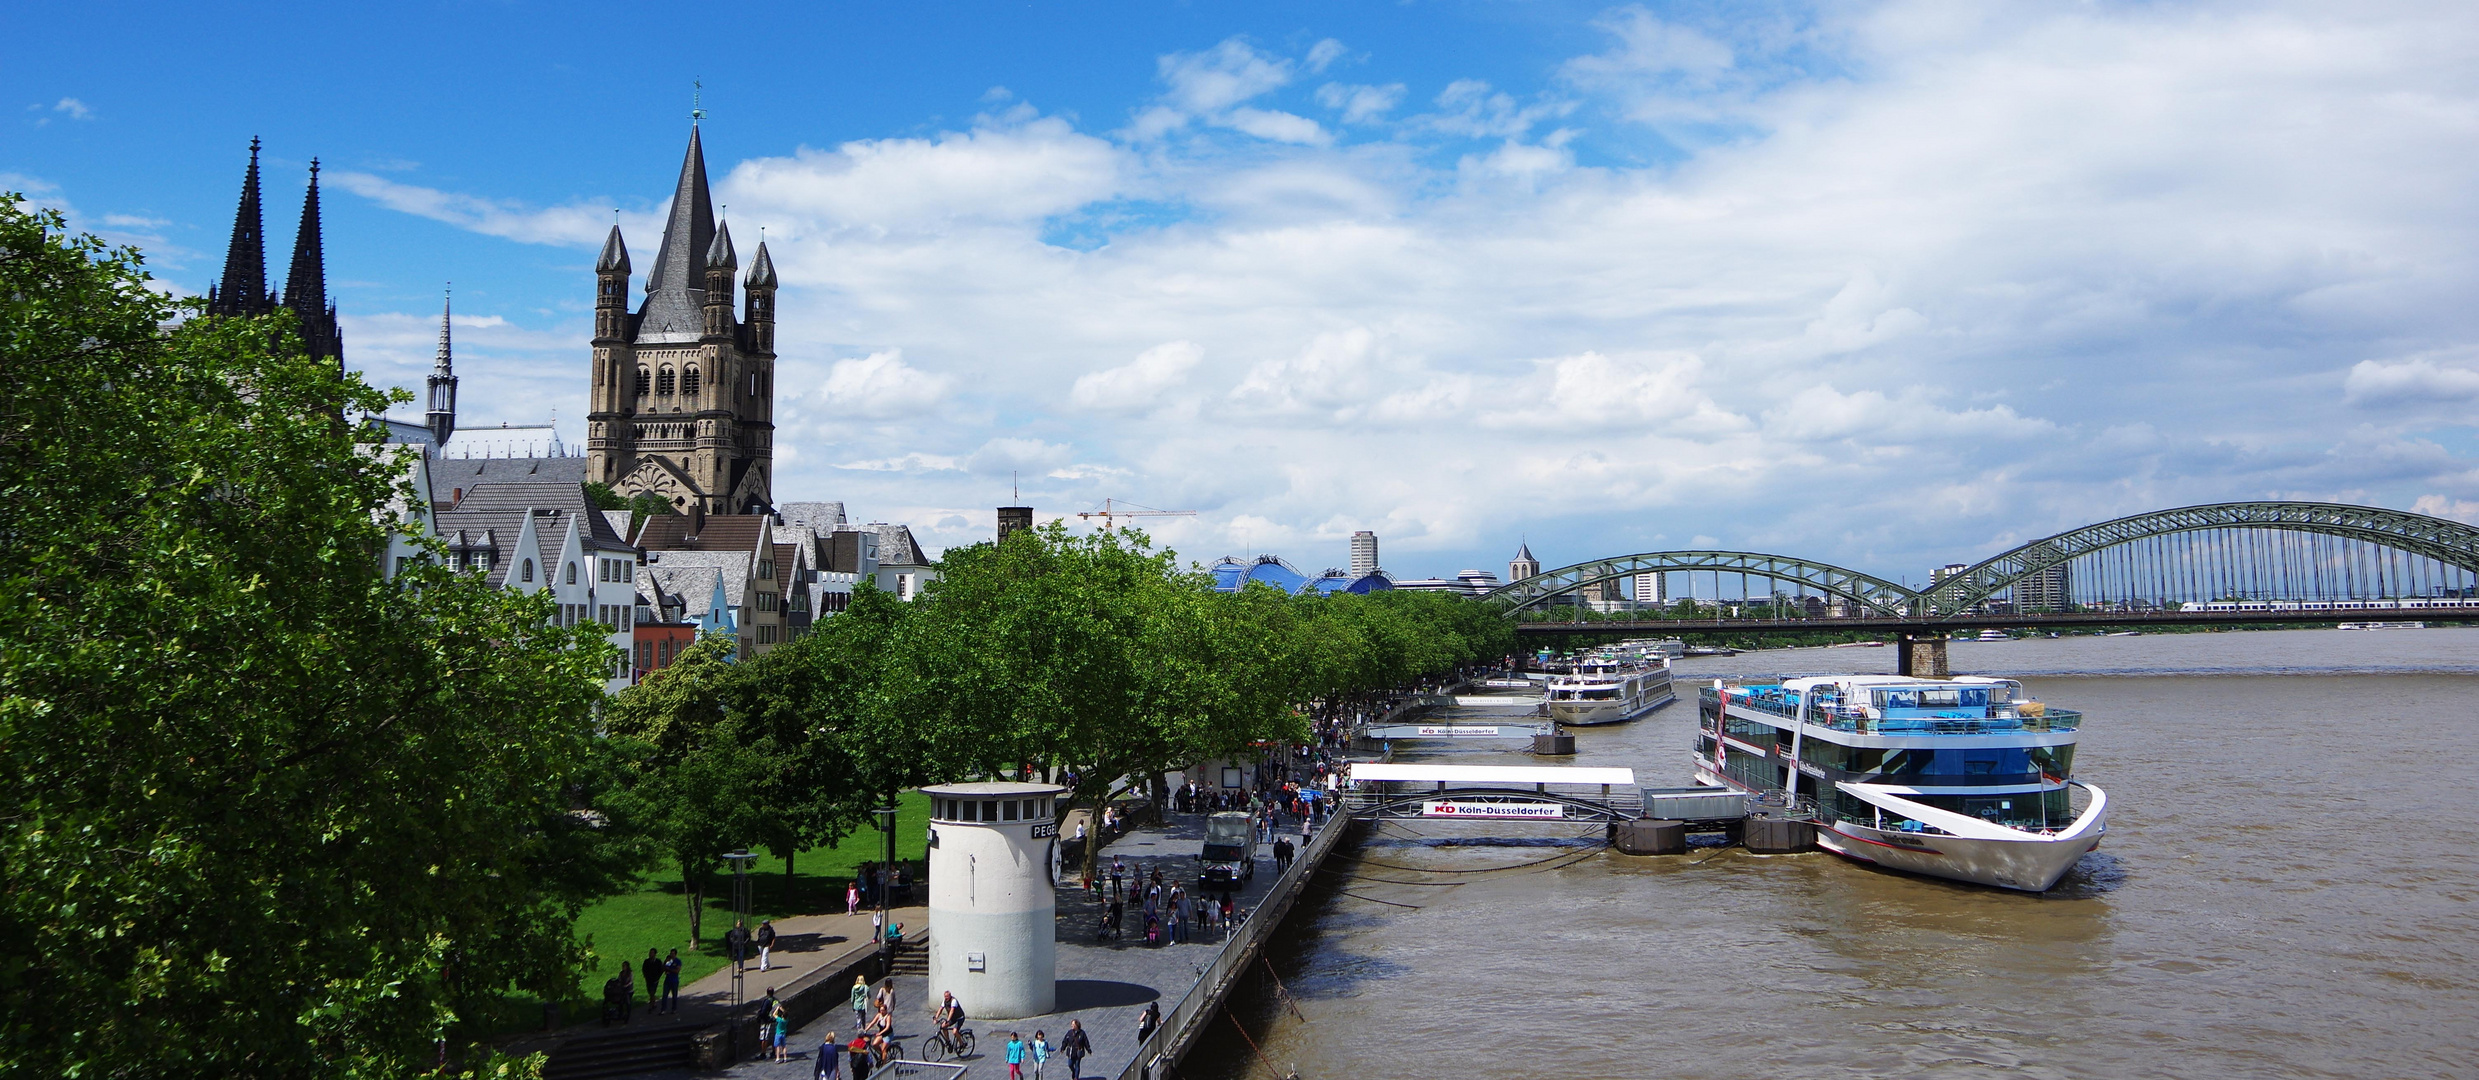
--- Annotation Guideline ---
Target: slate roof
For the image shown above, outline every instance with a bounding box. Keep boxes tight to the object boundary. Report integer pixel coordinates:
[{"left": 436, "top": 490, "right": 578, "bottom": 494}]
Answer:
[
  {"left": 643, "top": 552, "right": 749, "bottom": 620},
  {"left": 778, "top": 501, "right": 846, "bottom": 530},
  {"left": 429, "top": 456, "right": 589, "bottom": 507},
  {"left": 859, "top": 522, "right": 927, "bottom": 566},
  {"left": 636, "top": 127, "right": 716, "bottom": 344}
]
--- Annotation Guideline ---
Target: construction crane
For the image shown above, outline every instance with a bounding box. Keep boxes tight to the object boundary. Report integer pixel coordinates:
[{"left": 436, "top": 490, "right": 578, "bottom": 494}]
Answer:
[{"left": 1076, "top": 498, "right": 1198, "bottom": 530}]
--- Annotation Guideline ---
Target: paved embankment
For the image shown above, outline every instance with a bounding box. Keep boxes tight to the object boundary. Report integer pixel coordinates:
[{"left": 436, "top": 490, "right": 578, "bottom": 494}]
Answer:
[{"left": 694, "top": 805, "right": 1351, "bottom": 1080}]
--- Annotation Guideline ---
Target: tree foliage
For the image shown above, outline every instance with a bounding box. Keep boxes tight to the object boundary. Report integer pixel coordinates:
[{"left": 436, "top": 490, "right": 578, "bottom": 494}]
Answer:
[{"left": 0, "top": 195, "right": 640, "bottom": 1078}]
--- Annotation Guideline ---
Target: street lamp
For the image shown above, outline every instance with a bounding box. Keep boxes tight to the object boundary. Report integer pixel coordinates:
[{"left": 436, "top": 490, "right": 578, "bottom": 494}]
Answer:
[
  {"left": 874, "top": 804, "right": 899, "bottom": 966},
  {"left": 723, "top": 849, "right": 758, "bottom": 1006}
]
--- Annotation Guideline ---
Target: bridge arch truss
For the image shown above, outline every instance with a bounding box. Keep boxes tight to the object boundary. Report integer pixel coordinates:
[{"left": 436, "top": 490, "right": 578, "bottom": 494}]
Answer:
[
  {"left": 1923, "top": 501, "right": 2479, "bottom": 614},
  {"left": 1483, "top": 550, "right": 1919, "bottom": 616}
]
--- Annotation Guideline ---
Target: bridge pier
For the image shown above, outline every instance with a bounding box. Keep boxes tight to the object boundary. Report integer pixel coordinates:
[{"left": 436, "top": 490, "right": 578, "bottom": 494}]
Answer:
[{"left": 1897, "top": 633, "right": 1949, "bottom": 678}]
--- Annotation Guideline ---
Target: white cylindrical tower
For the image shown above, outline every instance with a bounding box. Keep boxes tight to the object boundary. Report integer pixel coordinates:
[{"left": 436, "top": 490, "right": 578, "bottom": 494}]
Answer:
[{"left": 922, "top": 782, "right": 1065, "bottom": 1020}]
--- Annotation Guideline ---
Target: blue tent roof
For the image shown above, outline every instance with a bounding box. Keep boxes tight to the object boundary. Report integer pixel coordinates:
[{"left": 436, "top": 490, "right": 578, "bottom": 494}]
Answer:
[{"left": 1209, "top": 555, "right": 1391, "bottom": 595}]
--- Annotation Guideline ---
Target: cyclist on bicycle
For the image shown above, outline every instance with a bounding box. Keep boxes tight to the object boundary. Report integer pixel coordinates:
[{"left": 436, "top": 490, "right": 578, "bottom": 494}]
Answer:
[{"left": 934, "top": 992, "right": 967, "bottom": 1047}]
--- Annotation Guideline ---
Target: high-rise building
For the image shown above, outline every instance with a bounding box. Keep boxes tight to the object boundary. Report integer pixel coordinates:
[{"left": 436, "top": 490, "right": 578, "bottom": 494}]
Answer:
[
  {"left": 586, "top": 125, "right": 779, "bottom": 516},
  {"left": 2014, "top": 563, "right": 2073, "bottom": 611},
  {"left": 1350, "top": 531, "right": 1379, "bottom": 576},
  {"left": 1634, "top": 572, "right": 1666, "bottom": 603}
]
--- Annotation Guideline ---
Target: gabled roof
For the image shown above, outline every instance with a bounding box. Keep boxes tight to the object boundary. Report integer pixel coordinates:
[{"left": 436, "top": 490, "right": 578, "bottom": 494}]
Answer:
[
  {"left": 856, "top": 522, "right": 926, "bottom": 566},
  {"left": 644, "top": 551, "right": 750, "bottom": 619},
  {"left": 635, "top": 513, "right": 771, "bottom": 553}
]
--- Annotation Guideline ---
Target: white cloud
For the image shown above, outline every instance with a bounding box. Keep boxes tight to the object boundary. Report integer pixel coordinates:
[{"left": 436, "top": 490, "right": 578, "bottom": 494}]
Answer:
[
  {"left": 1071, "top": 341, "right": 1205, "bottom": 413},
  {"left": 810, "top": 350, "right": 953, "bottom": 419},
  {"left": 329, "top": 171, "right": 623, "bottom": 247},
  {"left": 1316, "top": 82, "right": 1406, "bottom": 124},
  {"left": 330, "top": 4, "right": 2479, "bottom": 574},
  {"left": 1306, "top": 39, "right": 1348, "bottom": 74},
  {"left": 52, "top": 98, "right": 93, "bottom": 120}
]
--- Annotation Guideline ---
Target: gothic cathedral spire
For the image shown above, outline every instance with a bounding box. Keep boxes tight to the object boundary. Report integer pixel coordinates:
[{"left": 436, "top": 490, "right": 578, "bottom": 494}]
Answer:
[
  {"left": 282, "top": 160, "right": 343, "bottom": 369},
  {"left": 426, "top": 288, "right": 458, "bottom": 446},
  {"left": 207, "top": 138, "right": 273, "bottom": 318}
]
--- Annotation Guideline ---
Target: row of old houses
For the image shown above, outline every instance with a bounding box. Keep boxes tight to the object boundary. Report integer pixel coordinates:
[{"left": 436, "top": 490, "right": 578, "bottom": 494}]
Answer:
[{"left": 384, "top": 451, "right": 936, "bottom": 693}]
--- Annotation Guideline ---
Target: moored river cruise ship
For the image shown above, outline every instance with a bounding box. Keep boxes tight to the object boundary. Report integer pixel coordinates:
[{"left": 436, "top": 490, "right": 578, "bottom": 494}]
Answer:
[{"left": 1694, "top": 675, "right": 2107, "bottom": 892}]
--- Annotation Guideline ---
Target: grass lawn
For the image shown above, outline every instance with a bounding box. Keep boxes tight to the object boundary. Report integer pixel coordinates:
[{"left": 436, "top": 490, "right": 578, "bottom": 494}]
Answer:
[{"left": 568, "top": 790, "right": 933, "bottom": 1002}]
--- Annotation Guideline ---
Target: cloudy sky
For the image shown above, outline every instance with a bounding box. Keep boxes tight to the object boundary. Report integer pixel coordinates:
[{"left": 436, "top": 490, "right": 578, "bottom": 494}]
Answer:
[{"left": 10, "top": 1, "right": 2479, "bottom": 583}]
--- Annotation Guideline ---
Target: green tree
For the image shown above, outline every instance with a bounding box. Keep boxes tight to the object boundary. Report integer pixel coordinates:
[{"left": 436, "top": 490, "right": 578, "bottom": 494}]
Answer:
[{"left": 0, "top": 195, "right": 639, "bottom": 1077}]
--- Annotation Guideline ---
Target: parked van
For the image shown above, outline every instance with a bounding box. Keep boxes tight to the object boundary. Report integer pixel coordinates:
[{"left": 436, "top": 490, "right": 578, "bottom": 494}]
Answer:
[{"left": 1199, "top": 811, "right": 1257, "bottom": 889}]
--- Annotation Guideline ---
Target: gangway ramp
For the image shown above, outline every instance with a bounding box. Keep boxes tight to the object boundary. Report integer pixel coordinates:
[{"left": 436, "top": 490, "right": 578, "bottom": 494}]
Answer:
[
  {"left": 1343, "top": 762, "right": 1643, "bottom": 822},
  {"left": 1361, "top": 721, "right": 1548, "bottom": 741}
]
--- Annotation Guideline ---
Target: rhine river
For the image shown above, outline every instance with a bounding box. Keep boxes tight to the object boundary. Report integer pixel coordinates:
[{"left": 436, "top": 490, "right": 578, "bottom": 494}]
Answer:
[{"left": 1193, "top": 628, "right": 2479, "bottom": 1080}]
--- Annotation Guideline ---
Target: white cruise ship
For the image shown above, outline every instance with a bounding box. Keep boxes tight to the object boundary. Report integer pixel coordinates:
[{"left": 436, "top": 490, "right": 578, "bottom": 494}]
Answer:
[{"left": 1695, "top": 675, "right": 2107, "bottom": 892}]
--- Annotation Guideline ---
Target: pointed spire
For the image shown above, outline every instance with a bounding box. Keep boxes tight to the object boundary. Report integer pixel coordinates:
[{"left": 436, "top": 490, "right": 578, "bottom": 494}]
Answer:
[
  {"left": 208, "top": 137, "right": 271, "bottom": 317},
  {"left": 745, "top": 238, "right": 776, "bottom": 288},
  {"left": 1515, "top": 540, "right": 1535, "bottom": 561},
  {"left": 597, "top": 224, "right": 631, "bottom": 273},
  {"left": 705, "top": 218, "right": 737, "bottom": 270},
  {"left": 426, "top": 285, "right": 458, "bottom": 446},
  {"left": 635, "top": 126, "right": 715, "bottom": 343},
  {"left": 282, "top": 159, "right": 343, "bottom": 366}
]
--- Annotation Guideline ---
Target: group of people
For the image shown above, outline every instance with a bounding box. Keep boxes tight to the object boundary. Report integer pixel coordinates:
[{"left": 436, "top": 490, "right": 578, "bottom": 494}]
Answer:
[
  {"left": 809, "top": 978, "right": 1097, "bottom": 1080},
  {"left": 600, "top": 949, "right": 685, "bottom": 1024},
  {"left": 723, "top": 918, "right": 781, "bottom": 972},
  {"left": 1092, "top": 860, "right": 1242, "bottom": 946}
]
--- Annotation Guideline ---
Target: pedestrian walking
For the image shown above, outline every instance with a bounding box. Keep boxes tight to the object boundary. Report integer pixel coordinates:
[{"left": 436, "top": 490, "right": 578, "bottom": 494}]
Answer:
[
  {"left": 663, "top": 949, "right": 683, "bottom": 1012},
  {"left": 756, "top": 919, "right": 778, "bottom": 972},
  {"left": 1060, "top": 1019, "right": 1091, "bottom": 1080},
  {"left": 1030, "top": 1030, "right": 1052, "bottom": 1080},
  {"left": 849, "top": 1035, "right": 873, "bottom": 1080},
  {"left": 616, "top": 961, "right": 636, "bottom": 1024},
  {"left": 870, "top": 906, "right": 884, "bottom": 942},
  {"left": 851, "top": 974, "right": 871, "bottom": 1029},
  {"left": 816, "top": 1032, "right": 842, "bottom": 1079},
  {"left": 726, "top": 919, "right": 753, "bottom": 971},
  {"left": 847, "top": 881, "right": 861, "bottom": 915},
  {"left": 643, "top": 947, "right": 662, "bottom": 1004},
  {"left": 1005, "top": 1032, "right": 1026, "bottom": 1080}
]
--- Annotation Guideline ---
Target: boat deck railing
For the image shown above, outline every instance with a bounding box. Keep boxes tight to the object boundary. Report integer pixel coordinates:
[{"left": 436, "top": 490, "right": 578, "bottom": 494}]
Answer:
[{"left": 1703, "top": 687, "right": 2081, "bottom": 733}]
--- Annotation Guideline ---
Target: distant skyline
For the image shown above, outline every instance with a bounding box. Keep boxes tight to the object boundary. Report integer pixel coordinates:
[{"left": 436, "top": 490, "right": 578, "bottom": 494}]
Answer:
[{"left": 10, "top": 1, "right": 2479, "bottom": 581}]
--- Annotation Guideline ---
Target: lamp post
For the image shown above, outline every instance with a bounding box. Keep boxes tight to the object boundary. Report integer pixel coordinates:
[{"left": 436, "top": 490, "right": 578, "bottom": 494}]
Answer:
[
  {"left": 724, "top": 849, "right": 758, "bottom": 1006},
  {"left": 874, "top": 803, "right": 898, "bottom": 968}
]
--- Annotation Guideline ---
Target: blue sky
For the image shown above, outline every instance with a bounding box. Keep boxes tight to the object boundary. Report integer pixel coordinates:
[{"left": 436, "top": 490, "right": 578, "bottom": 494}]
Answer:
[{"left": 12, "top": 1, "right": 2479, "bottom": 583}]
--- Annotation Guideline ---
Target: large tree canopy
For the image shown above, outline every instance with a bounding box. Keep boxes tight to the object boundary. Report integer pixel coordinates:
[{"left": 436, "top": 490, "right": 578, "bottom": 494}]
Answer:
[{"left": 0, "top": 195, "right": 640, "bottom": 1078}]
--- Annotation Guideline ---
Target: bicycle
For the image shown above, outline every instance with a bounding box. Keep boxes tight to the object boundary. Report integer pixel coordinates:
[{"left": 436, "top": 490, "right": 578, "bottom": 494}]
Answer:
[
  {"left": 875, "top": 1039, "right": 906, "bottom": 1066},
  {"left": 921, "top": 1025, "right": 977, "bottom": 1061}
]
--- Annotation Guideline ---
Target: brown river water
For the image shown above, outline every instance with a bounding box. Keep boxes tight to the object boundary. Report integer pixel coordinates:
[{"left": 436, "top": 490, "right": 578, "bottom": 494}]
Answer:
[{"left": 1190, "top": 628, "right": 2479, "bottom": 1080}]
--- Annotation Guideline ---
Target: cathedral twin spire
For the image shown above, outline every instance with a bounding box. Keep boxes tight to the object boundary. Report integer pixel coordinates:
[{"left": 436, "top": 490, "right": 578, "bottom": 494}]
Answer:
[{"left": 210, "top": 138, "right": 342, "bottom": 369}]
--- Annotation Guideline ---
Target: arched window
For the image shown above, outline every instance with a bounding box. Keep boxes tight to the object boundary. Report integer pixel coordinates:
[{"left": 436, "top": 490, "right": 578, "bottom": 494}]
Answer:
[
  {"left": 565, "top": 562, "right": 577, "bottom": 585},
  {"left": 657, "top": 366, "right": 675, "bottom": 395},
  {"left": 521, "top": 559, "right": 534, "bottom": 582},
  {"left": 635, "top": 367, "right": 651, "bottom": 396},
  {"left": 682, "top": 365, "right": 701, "bottom": 395}
]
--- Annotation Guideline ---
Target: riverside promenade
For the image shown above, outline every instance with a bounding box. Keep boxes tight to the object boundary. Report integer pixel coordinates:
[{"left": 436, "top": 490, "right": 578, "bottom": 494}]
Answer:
[{"left": 694, "top": 803, "right": 1351, "bottom": 1080}]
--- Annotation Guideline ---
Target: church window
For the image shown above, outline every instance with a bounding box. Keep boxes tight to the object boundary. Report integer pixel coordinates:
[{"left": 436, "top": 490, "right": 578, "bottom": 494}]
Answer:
[
  {"left": 636, "top": 367, "right": 651, "bottom": 396},
  {"left": 522, "top": 559, "right": 534, "bottom": 583},
  {"left": 682, "top": 365, "right": 701, "bottom": 395},
  {"left": 657, "top": 366, "right": 675, "bottom": 395}
]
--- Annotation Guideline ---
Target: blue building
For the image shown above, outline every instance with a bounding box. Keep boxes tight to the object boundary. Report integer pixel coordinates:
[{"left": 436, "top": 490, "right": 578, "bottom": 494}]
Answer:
[{"left": 1207, "top": 555, "right": 1393, "bottom": 596}]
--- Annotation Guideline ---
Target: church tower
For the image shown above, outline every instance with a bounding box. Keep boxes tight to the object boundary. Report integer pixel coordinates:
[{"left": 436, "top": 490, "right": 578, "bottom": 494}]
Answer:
[
  {"left": 206, "top": 140, "right": 342, "bottom": 372},
  {"left": 586, "top": 125, "right": 777, "bottom": 515},
  {"left": 1510, "top": 540, "right": 1540, "bottom": 583},
  {"left": 426, "top": 289, "right": 458, "bottom": 445},
  {"left": 281, "top": 160, "right": 343, "bottom": 370}
]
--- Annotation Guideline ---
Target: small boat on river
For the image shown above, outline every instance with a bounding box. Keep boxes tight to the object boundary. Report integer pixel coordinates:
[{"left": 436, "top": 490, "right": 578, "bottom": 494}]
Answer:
[{"left": 1694, "top": 675, "right": 2107, "bottom": 892}]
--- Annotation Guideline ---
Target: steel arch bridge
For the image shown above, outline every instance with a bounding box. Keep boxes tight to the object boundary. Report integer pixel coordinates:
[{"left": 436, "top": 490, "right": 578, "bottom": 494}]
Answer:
[
  {"left": 1481, "top": 550, "right": 1918, "bottom": 616},
  {"left": 1918, "top": 501, "right": 2479, "bottom": 614},
  {"left": 1484, "top": 502, "right": 2479, "bottom": 618}
]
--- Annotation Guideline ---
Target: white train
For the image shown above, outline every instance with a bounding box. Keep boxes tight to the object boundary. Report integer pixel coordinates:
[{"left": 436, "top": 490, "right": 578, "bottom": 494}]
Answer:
[{"left": 2176, "top": 597, "right": 2479, "bottom": 612}]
